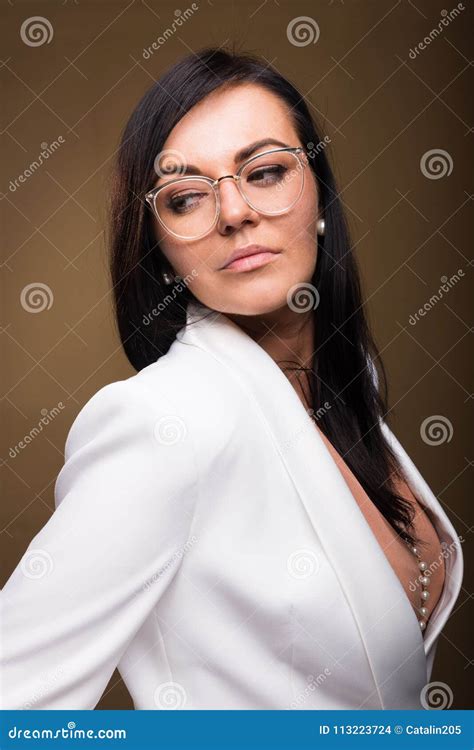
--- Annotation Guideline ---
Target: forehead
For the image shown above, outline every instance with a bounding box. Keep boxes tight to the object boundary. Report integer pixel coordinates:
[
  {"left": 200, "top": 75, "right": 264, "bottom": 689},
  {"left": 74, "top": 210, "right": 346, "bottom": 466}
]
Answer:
[{"left": 161, "top": 83, "right": 298, "bottom": 167}]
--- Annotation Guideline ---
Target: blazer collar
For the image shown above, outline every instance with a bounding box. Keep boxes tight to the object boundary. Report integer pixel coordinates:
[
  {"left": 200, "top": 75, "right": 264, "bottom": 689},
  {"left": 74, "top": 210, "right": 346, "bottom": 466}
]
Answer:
[{"left": 177, "top": 299, "right": 463, "bottom": 707}]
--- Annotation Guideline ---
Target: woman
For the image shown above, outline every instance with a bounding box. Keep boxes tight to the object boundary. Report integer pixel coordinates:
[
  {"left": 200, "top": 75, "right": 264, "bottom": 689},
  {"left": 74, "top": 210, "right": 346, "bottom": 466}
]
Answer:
[{"left": 1, "top": 47, "right": 463, "bottom": 710}]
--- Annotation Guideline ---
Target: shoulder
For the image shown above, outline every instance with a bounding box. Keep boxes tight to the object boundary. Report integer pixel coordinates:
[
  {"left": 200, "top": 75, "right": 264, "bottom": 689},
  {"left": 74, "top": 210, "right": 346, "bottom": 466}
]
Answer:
[
  {"left": 63, "top": 372, "right": 179, "bottom": 461},
  {"left": 56, "top": 363, "right": 200, "bottom": 518},
  {"left": 136, "top": 341, "right": 247, "bottom": 443},
  {"left": 63, "top": 341, "right": 246, "bottom": 475}
]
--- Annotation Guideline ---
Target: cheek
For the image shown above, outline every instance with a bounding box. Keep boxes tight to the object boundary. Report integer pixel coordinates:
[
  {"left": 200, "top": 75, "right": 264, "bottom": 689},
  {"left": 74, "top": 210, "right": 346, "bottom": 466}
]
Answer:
[
  {"left": 283, "top": 182, "right": 319, "bottom": 251},
  {"left": 156, "top": 231, "right": 204, "bottom": 277},
  {"left": 301, "top": 176, "right": 319, "bottom": 231}
]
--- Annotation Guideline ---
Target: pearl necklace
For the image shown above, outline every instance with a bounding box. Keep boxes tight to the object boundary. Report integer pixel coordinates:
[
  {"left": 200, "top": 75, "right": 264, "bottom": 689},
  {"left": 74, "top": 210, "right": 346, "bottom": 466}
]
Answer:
[{"left": 405, "top": 539, "right": 431, "bottom": 632}]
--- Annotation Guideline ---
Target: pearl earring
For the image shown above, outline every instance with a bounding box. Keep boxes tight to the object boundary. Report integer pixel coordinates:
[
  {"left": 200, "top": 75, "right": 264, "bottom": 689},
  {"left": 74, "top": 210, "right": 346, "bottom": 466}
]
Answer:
[
  {"left": 162, "top": 271, "right": 183, "bottom": 285},
  {"left": 316, "top": 218, "right": 325, "bottom": 236}
]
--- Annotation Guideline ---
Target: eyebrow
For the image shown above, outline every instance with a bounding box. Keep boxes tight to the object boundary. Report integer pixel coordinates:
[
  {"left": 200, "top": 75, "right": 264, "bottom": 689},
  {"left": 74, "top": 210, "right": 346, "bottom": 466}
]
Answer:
[{"left": 157, "top": 138, "right": 291, "bottom": 180}]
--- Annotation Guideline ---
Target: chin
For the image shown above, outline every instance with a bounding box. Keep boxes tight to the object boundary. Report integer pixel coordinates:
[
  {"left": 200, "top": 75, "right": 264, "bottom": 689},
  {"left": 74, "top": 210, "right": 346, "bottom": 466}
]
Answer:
[{"left": 213, "top": 289, "right": 292, "bottom": 318}]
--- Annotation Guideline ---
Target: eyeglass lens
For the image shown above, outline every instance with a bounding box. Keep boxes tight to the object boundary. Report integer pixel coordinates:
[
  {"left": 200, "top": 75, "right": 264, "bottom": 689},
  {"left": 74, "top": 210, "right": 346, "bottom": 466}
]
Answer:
[{"left": 153, "top": 150, "right": 304, "bottom": 238}]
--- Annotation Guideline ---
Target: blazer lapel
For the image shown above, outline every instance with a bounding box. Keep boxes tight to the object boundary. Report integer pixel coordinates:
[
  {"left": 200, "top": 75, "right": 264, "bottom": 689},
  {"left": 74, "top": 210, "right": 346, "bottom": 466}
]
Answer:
[
  {"left": 177, "top": 300, "right": 462, "bottom": 707},
  {"left": 380, "top": 421, "right": 464, "bottom": 672}
]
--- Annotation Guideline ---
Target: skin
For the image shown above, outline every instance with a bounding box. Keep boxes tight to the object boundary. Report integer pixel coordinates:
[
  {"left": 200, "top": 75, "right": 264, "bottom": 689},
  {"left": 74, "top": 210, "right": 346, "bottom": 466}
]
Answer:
[{"left": 150, "top": 83, "right": 322, "bottom": 405}]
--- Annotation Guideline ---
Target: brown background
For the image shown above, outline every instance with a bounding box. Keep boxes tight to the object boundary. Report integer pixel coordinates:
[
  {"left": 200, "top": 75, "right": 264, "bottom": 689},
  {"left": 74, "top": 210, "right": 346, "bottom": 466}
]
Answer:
[{"left": 1, "top": 0, "right": 472, "bottom": 710}]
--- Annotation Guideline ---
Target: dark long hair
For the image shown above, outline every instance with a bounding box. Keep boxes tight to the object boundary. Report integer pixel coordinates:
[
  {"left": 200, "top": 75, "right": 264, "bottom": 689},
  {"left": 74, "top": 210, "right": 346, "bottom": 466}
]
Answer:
[{"left": 108, "top": 45, "right": 421, "bottom": 547}]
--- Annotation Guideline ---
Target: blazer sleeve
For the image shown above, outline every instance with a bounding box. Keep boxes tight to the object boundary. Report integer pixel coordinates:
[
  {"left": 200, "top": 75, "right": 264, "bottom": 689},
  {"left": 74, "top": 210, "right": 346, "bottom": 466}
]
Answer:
[{"left": 0, "top": 378, "right": 198, "bottom": 709}]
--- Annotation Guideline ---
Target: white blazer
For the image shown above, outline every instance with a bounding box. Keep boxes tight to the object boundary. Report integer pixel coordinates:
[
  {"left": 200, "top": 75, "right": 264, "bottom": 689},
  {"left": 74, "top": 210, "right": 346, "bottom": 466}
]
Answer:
[{"left": 1, "top": 300, "right": 463, "bottom": 710}]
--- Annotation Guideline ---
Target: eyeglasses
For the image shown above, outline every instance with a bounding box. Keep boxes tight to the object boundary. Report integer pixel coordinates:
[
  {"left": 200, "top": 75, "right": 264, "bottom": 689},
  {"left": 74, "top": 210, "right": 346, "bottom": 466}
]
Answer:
[{"left": 145, "top": 146, "right": 308, "bottom": 240}]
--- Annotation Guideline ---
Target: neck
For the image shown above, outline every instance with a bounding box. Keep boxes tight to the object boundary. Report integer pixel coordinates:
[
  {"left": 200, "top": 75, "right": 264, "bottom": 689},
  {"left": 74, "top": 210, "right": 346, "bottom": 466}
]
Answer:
[{"left": 226, "top": 306, "right": 316, "bottom": 406}]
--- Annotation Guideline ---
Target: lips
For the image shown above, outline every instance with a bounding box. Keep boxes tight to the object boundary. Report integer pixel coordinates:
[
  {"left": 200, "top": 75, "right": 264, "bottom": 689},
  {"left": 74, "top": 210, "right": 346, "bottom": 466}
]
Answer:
[{"left": 220, "top": 244, "right": 279, "bottom": 270}]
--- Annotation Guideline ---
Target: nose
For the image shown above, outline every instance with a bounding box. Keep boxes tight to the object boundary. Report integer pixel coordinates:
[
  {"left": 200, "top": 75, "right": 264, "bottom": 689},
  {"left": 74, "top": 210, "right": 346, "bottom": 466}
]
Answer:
[{"left": 216, "top": 176, "right": 260, "bottom": 235}]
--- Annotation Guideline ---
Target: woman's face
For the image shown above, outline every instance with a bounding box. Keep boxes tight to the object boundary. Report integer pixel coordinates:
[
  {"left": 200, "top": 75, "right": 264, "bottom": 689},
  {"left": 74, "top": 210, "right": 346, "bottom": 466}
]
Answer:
[{"left": 150, "top": 83, "right": 320, "bottom": 316}]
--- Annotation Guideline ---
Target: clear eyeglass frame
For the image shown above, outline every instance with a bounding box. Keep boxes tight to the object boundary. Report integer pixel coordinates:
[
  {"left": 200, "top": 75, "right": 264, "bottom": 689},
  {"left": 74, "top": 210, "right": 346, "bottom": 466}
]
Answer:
[{"left": 145, "top": 146, "right": 309, "bottom": 240}]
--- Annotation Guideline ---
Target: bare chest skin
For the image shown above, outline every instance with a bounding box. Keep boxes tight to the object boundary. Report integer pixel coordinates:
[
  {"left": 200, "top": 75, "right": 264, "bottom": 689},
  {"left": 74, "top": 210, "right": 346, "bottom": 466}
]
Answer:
[{"left": 281, "top": 365, "right": 445, "bottom": 629}]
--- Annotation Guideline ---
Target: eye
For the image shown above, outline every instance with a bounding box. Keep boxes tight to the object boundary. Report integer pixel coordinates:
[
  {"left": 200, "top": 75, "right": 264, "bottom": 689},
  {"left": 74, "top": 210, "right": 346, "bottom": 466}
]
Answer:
[
  {"left": 247, "top": 164, "right": 288, "bottom": 186},
  {"left": 166, "top": 190, "right": 208, "bottom": 214}
]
